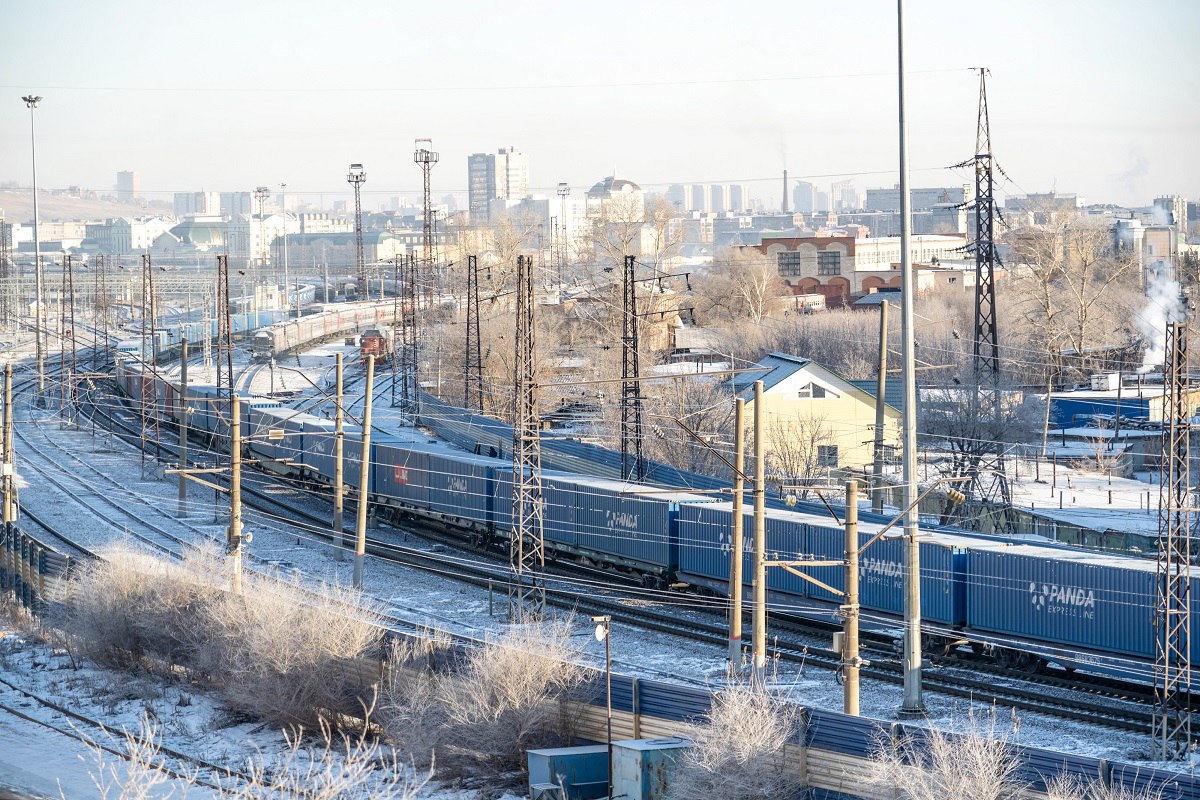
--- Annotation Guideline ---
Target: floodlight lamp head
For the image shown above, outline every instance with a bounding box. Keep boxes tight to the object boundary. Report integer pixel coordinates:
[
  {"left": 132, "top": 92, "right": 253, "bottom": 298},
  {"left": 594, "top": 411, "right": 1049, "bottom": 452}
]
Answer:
[
  {"left": 347, "top": 164, "right": 366, "bottom": 184},
  {"left": 22, "top": 95, "right": 42, "bottom": 108}
]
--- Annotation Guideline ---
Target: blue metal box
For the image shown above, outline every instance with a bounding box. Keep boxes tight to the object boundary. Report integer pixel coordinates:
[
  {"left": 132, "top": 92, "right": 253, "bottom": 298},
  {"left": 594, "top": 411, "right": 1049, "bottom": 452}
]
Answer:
[
  {"left": 527, "top": 745, "right": 609, "bottom": 800},
  {"left": 611, "top": 737, "right": 692, "bottom": 800}
]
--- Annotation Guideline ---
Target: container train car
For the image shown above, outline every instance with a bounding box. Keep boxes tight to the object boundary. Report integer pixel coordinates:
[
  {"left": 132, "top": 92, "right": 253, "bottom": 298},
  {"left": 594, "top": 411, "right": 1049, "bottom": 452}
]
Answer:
[
  {"left": 112, "top": 341, "right": 1191, "bottom": 691},
  {"left": 115, "top": 309, "right": 289, "bottom": 364}
]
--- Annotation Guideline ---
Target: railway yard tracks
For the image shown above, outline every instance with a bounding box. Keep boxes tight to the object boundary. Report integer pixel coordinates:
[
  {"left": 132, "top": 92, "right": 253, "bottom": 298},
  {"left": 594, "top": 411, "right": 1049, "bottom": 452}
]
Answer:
[{"left": 6, "top": 367, "right": 1171, "bottom": 737}]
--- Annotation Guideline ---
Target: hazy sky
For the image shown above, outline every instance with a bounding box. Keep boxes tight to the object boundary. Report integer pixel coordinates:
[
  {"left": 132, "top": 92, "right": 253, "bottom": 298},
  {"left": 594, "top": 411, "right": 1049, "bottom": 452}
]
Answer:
[{"left": 1, "top": 0, "right": 1197, "bottom": 210}]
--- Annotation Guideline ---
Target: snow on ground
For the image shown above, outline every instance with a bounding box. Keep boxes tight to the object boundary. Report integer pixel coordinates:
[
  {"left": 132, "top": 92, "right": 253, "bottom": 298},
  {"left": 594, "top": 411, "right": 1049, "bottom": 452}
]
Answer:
[{"left": 1, "top": 335, "right": 1190, "bottom": 794}]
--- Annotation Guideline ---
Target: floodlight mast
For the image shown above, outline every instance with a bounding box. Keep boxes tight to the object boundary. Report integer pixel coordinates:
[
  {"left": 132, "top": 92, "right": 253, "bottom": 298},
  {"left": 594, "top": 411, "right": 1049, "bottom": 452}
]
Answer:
[{"left": 347, "top": 164, "right": 367, "bottom": 294}]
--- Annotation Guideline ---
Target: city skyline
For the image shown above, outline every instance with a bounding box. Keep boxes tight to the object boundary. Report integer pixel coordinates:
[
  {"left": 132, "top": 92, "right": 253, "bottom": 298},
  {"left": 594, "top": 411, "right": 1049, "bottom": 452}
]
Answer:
[{"left": 0, "top": 0, "right": 1197, "bottom": 209}]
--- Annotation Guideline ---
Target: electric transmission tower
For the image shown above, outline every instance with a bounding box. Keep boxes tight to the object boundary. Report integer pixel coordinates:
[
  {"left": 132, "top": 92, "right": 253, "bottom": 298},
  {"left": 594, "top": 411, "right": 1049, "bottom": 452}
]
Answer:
[
  {"left": 347, "top": 164, "right": 367, "bottom": 294},
  {"left": 394, "top": 252, "right": 419, "bottom": 419},
  {"left": 510, "top": 254, "right": 544, "bottom": 620},
  {"left": 620, "top": 255, "right": 645, "bottom": 482},
  {"left": 464, "top": 254, "right": 483, "bottom": 411},
  {"left": 1154, "top": 318, "right": 1193, "bottom": 760},
  {"left": 413, "top": 139, "right": 438, "bottom": 308},
  {"left": 139, "top": 254, "right": 160, "bottom": 474},
  {"left": 955, "top": 67, "right": 1014, "bottom": 530}
]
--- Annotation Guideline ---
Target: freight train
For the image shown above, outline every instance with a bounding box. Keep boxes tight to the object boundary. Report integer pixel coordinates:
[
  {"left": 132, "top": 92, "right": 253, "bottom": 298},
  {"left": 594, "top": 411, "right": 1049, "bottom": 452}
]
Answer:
[
  {"left": 112, "top": 351, "right": 1186, "bottom": 690},
  {"left": 249, "top": 301, "right": 397, "bottom": 360}
]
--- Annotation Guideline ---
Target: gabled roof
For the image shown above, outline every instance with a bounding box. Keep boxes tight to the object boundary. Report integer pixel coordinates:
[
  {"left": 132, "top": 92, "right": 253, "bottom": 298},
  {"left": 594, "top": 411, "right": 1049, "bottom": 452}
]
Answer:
[
  {"left": 730, "top": 352, "right": 811, "bottom": 395},
  {"left": 849, "top": 377, "right": 908, "bottom": 413}
]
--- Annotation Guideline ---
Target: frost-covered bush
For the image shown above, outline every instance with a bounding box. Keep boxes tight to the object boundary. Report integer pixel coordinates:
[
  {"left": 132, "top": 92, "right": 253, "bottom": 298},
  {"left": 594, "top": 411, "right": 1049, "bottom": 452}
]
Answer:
[{"left": 666, "top": 679, "right": 800, "bottom": 800}]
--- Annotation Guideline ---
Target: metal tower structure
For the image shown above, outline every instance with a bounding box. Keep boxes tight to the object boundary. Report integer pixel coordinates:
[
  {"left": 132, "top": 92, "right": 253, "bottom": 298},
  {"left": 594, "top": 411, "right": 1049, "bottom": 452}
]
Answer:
[
  {"left": 556, "top": 183, "right": 570, "bottom": 284},
  {"left": 957, "top": 67, "right": 1014, "bottom": 527},
  {"left": 139, "top": 254, "right": 160, "bottom": 472},
  {"left": 510, "top": 254, "right": 544, "bottom": 620},
  {"left": 394, "top": 253, "right": 419, "bottom": 419},
  {"left": 64, "top": 255, "right": 77, "bottom": 422},
  {"left": 93, "top": 254, "right": 107, "bottom": 370},
  {"left": 413, "top": 140, "right": 438, "bottom": 307},
  {"left": 0, "top": 215, "right": 10, "bottom": 332},
  {"left": 464, "top": 254, "right": 484, "bottom": 411},
  {"left": 1154, "top": 319, "right": 1193, "bottom": 760},
  {"left": 620, "top": 255, "right": 646, "bottom": 482},
  {"left": 253, "top": 185, "right": 271, "bottom": 283},
  {"left": 347, "top": 164, "right": 367, "bottom": 294}
]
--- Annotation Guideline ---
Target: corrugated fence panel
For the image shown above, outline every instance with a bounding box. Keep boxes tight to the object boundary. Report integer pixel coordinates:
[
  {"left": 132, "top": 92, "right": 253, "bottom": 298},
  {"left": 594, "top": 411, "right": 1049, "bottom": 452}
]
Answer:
[
  {"left": 636, "top": 679, "right": 711, "bottom": 722},
  {"left": 1110, "top": 763, "right": 1199, "bottom": 800},
  {"left": 806, "top": 709, "right": 891, "bottom": 758}
]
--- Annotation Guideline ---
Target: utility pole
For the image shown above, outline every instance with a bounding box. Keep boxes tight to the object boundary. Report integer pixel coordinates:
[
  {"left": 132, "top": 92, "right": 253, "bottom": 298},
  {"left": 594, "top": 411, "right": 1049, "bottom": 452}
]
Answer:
[
  {"left": 842, "top": 480, "right": 861, "bottom": 716},
  {"left": 414, "top": 140, "right": 439, "bottom": 308},
  {"left": 620, "top": 255, "right": 645, "bottom": 482},
  {"left": 22, "top": 95, "right": 46, "bottom": 407},
  {"left": 281, "top": 182, "right": 295, "bottom": 318},
  {"left": 215, "top": 256, "right": 233, "bottom": 523},
  {"left": 59, "top": 257, "right": 68, "bottom": 419},
  {"left": 872, "top": 299, "right": 890, "bottom": 514},
  {"left": 66, "top": 253, "right": 77, "bottom": 424},
  {"left": 178, "top": 339, "right": 189, "bottom": 517},
  {"left": 1154, "top": 318, "right": 1192, "bottom": 759},
  {"left": 2, "top": 364, "right": 13, "bottom": 526},
  {"left": 727, "top": 397, "right": 746, "bottom": 667},
  {"left": 751, "top": 380, "right": 766, "bottom": 681},
  {"left": 510, "top": 254, "right": 545, "bottom": 620},
  {"left": 556, "top": 183, "right": 570, "bottom": 286},
  {"left": 333, "top": 352, "right": 345, "bottom": 560},
  {"left": 353, "top": 355, "right": 375, "bottom": 589},
  {"left": 896, "top": 0, "right": 925, "bottom": 717},
  {"left": 229, "top": 394, "right": 243, "bottom": 595},
  {"left": 464, "top": 254, "right": 483, "bottom": 412},
  {"left": 347, "top": 164, "right": 367, "bottom": 294},
  {"left": 0, "top": 213, "right": 10, "bottom": 334}
]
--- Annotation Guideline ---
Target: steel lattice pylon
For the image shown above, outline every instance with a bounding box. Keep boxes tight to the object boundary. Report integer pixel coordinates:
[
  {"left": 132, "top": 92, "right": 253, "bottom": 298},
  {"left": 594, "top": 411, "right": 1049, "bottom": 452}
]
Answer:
[
  {"left": 464, "top": 254, "right": 483, "bottom": 412},
  {"left": 0, "top": 217, "right": 10, "bottom": 332},
  {"left": 510, "top": 254, "right": 544, "bottom": 620},
  {"left": 957, "top": 67, "right": 1014, "bottom": 529},
  {"left": 395, "top": 253, "right": 419, "bottom": 419},
  {"left": 620, "top": 255, "right": 645, "bottom": 482},
  {"left": 414, "top": 140, "right": 438, "bottom": 309},
  {"left": 347, "top": 164, "right": 367, "bottom": 294},
  {"left": 1154, "top": 320, "right": 1193, "bottom": 760},
  {"left": 214, "top": 255, "right": 234, "bottom": 521}
]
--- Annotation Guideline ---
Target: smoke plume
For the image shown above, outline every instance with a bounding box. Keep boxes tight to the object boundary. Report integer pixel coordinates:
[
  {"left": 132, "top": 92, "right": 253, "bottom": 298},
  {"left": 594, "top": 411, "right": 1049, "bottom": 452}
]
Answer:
[{"left": 1136, "top": 262, "right": 1186, "bottom": 373}]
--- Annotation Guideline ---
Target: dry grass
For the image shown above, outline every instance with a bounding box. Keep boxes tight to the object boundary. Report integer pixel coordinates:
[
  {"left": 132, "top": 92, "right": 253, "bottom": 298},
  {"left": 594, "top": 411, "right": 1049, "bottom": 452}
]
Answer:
[
  {"left": 868, "top": 716, "right": 1021, "bottom": 800},
  {"left": 52, "top": 543, "right": 382, "bottom": 728},
  {"left": 383, "top": 617, "right": 588, "bottom": 780},
  {"left": 1046, "top": 775, "right": 1165, "bottom": 800},
  {"left": 666, "top": 679, "right": 800, "bottom": 800}
]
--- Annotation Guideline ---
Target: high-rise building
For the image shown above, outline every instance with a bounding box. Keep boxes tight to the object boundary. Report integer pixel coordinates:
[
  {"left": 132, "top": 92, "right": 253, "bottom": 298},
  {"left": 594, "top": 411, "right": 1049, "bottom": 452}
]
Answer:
[
  {"left": 665, "top": 184, "right": 688, "bottom": 210},
  {"left": 831, "top": 179, "right": 859, "bottom": 212},
  {"left": 710, "top": 184, "right": 729, "bottom": 214},
  {"left": 467, "top": 147, "right": 529, "bottom": 223},
  {"left": 793, "top": 181, "right": 815, "bottom": 214},
  {"left": 689, "top": 185, "right": 709, "bottom": 214},
  {"left": 173, "top": 191, "right": 220, "bottom": 218},
  {"left": 1153, "top": 195, "right": 1188, "bottom": 231},
  {"left": 220, "top": 192, "right": 253, "bottom": 217},
  {"left": 728, "top": 184, "right": 750, "bottom": 213},
  {"left": 116, "top": 170, "right": 140, "bottom": 202}
]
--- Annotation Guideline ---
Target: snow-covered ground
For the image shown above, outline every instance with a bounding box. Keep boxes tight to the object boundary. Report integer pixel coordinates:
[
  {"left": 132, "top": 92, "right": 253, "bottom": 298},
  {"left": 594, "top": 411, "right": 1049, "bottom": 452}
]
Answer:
[{"left": 0, "top": 331, "right": 1194, "bottom": 795}]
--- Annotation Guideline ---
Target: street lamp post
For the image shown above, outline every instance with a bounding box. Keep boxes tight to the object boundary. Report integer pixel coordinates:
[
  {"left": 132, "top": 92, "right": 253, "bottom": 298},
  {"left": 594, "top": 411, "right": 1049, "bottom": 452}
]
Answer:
[
  {"left": 592, "top": 615, "right": 613, "bottom": 800},
  {"left": 22, "top": 95, "right": 45, "bottom": 405}
]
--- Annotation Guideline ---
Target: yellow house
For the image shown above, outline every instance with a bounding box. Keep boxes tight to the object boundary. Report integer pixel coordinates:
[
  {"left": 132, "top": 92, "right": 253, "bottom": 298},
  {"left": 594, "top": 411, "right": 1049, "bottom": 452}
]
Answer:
[{"left": 732, "top": 353, "right": 901, "bottom": 480}]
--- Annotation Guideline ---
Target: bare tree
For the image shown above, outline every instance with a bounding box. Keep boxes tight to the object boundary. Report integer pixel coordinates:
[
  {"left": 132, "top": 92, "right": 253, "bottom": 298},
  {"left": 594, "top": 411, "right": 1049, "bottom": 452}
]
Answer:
[
  {"left": 764, "top": 414, "right": 836, "bottom": 496},
  {"left": 692, "top": 249, "right": 790, "bottom": 326}
]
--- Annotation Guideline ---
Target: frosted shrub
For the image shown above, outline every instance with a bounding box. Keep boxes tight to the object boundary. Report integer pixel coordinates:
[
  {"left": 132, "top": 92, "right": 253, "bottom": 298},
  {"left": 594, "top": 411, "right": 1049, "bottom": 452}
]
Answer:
[
  {"left": 666, "top": 679, "right": 800, "bottom": 800},
  {"left": 384, "top": 617, "right": 587, "bottom": 778}
]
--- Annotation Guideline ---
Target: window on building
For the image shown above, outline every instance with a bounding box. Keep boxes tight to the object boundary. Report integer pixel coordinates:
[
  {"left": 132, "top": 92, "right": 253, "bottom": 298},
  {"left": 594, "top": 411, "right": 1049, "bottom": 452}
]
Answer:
[
  {"left": 777, "top": 251, "right": 804, "bottom": 276},
  {"left": 817, "top": 251, "right": 842, "bottom": 276},
  {"left": 818, "top": 445, "right": 839, "bottom": 467},
  {"left": 797, "top": 382, "right": 838, "bottom": 399}
]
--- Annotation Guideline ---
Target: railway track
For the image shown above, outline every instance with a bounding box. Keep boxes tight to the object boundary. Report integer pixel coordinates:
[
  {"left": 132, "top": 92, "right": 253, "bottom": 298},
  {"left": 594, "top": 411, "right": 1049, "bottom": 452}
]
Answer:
[{"left": 60, "top": 377, "right": 1162, "bottom": 735}]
